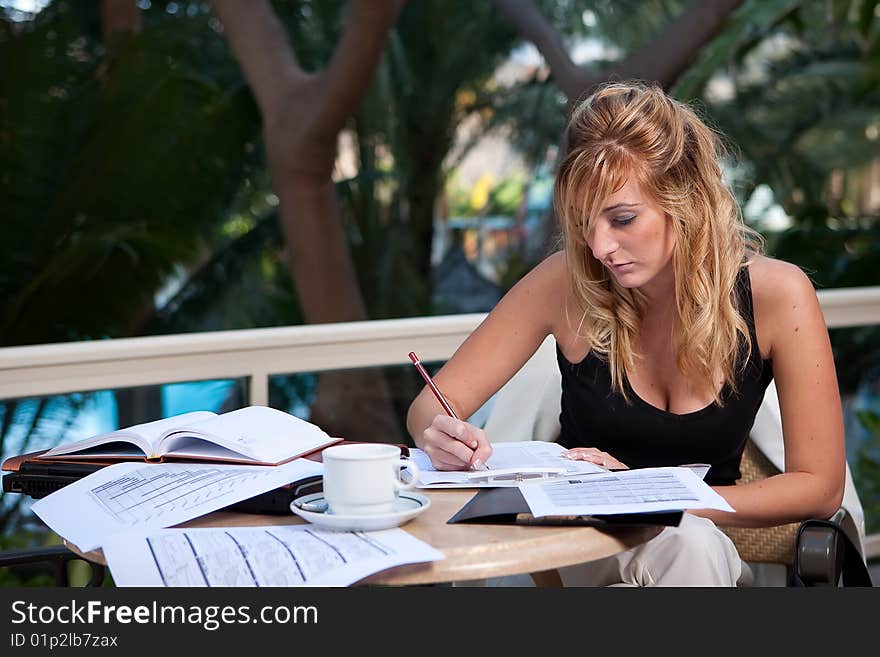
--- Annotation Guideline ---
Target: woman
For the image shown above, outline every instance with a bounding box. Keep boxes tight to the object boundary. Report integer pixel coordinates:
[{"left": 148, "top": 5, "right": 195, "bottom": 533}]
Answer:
[{"left": 406, "top": 81, "right": 845, "bottom": 586}]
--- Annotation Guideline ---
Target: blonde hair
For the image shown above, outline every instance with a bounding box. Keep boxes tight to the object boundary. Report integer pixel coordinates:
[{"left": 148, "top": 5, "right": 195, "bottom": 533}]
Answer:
[{"left": 553, "top": 81, "right": 763, "bottom": 404}]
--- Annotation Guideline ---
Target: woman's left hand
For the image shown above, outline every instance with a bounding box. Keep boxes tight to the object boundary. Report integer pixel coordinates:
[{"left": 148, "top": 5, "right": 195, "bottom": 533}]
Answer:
[{"left": 562, "top": 447, "right": 628, "bottom": 470}]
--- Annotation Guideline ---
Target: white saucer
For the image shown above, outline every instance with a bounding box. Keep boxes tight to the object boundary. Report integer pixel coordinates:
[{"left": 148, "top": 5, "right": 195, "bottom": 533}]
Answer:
[{"left": 290, "top": 492, "right": 431, "bottom": 531}]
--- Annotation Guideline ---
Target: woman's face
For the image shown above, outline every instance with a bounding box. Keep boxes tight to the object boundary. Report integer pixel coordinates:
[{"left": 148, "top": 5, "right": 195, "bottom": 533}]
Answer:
[{"left": 584, "top": 177, "right": 676, "bottom": 293}]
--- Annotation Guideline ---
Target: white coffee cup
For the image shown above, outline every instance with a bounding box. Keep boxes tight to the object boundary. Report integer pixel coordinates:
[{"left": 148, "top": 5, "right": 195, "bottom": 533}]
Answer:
[{"left": 321, "top": 444, "right": 420, "bottom": 516}]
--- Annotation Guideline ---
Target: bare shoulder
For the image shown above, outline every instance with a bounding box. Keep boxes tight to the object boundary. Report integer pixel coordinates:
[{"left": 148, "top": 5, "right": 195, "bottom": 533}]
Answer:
[
  {"left": 474, "top": 250, "right": 567, "bottom": 333},
  {"left": 524, "top": 250, "right": 567, "bottom": 286},
  {"left": 748, "top": 256, "right": 822, "bottom": 356},
  {"left": 748, "top": 255, "right": 817, "bottom": 309},
  {"left": 428, "top": 251, "right": 568, "bottom": 416},
  {"left": 509, "top": 251, "right": 567, "bottom": 308},
  {"left": 489, "top": 250, "right": 568, "bottom": 339}
]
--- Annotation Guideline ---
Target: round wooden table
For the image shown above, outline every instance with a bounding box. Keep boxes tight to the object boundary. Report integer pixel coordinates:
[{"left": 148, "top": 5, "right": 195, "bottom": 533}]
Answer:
[{"left": 66, "top": 488, "right": 662, "bottom": 586}]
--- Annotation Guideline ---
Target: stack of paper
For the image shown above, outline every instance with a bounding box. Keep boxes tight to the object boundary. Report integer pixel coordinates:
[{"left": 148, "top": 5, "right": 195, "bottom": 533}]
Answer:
[
  {"left": 31, "top": 458, "right": 445, "bottom": 587},
  {"left": 410, "top": 441, "right": 606, "bottom": 487},
  {"left": 104, "top": 525, "right": 444, "bottom": 587},
  {"left": 518, "top": 467, "right": 734, "bottom": 517},
  {"left": 31, "top": 459, "right": 325, "bottom": 552}
]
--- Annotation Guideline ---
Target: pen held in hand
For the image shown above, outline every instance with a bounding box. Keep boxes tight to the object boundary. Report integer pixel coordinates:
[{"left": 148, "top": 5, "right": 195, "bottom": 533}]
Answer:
[
  {"left": 408, "top": 351, "right": 458, "bottom": 419},
  {"left": 408, "top": 351, "right": 489, "bottom": 471}
]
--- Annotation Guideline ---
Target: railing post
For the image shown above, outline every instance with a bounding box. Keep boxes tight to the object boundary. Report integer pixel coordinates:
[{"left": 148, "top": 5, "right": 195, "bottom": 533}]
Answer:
[{"left": 250, "top": 371, "right": 269, "bottom": 406}]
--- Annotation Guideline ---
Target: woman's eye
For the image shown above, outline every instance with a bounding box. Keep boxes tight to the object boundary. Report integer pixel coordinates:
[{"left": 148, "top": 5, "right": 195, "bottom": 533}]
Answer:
[{"left": 612, "top": 215, "right": 636, "bottom": 226}]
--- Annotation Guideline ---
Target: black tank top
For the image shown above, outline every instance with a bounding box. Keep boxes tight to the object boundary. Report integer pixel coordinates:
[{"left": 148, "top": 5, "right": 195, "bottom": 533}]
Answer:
[{"left": 557, "top": 267, "right": 773, "bottom": 486}]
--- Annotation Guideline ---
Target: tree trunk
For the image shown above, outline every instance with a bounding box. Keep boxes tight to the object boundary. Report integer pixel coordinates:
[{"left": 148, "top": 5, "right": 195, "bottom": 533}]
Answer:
[
  {"left": 100, "top": 0, "right": 141, "bottom": 44},
  {"left": 491, "top": 0, "right": 745, "bottom": 255},
  {"left": 491, "top": 0, "right": 745, "bottom": 99},
  {"left": 211, "top": 0, "right": 405, "bottom": 441}
]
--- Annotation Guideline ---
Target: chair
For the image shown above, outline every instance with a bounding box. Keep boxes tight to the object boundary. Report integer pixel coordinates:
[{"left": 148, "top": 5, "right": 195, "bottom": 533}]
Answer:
[
  {"left": 481, "top": 336, "right": 869, "bottom": 586},
  {"left": 0, "top": 545, "right": 107, "bottom": 587},
  {"left": 722, "top": 441, "right": 857, "bottom": 585}
]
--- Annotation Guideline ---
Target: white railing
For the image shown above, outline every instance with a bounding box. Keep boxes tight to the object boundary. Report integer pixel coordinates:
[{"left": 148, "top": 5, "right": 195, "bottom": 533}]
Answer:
[
  {"left": 0, "top": 314, "right": 486, "bottom": 403},
  {"left": 2, "top": 287, "right": 880, "bottom": 403},
  {"left": 2, "top": 286, "right": 880, "bottom": 559}
]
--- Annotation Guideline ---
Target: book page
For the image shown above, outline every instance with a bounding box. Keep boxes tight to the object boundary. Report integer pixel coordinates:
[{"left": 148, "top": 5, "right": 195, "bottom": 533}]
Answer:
[
  {"left": 153, "top": 437, "right": 263, "bottom": 463},
  {"left": 411, "top": 441, "right": 605, "bottom": 487},
  {"left": 42, "top": 411, "right": 217, "bottom": 459},
  {"left": 103, "top": 525, "right": 445, "bottom": 587},
  {"left": 157, "top": 406, "right": 337, "bottom": 464}
]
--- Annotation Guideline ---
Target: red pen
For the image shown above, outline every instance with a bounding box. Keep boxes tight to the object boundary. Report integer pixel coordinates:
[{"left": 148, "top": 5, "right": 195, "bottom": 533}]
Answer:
[
  {"left": 408, "top": 352, "right": 459, "bottom": 419},
  {"left": 408, "top": 352, "right": 489, "bottom": 471}
]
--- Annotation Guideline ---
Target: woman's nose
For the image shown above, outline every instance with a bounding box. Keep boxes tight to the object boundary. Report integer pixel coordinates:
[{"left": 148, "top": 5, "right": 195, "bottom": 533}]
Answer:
[{"left": 588, "top": 224, "right": 618, "bottom": 261}]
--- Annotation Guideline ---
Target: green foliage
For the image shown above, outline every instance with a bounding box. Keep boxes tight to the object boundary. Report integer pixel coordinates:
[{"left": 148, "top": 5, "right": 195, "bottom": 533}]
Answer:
[
  {"left": 675, "top": 0, "right": 880, "bottom": 225},
  {"left": 444, "top": 173, "right": 526, "bottom": 218},
  {"left": 482, "top": 78, "right": 567, "bottom": 169},
  {"left": 487, "top": 175, "right": 526, "bottom": 216},
  {"left": 496, "top": 250, "right": 532, "bottom": 293},
  {"left": 444, "top": 171, "right": 474, "bottom": 218},
  {"left": 272, "top": 0, "right": 346, "bottom": 72},
  {"left": 674, "top": 0, "right": 803, "bottom": 101},
  {"left": 147, "top": 209, "right": 303, "bottom": 334},
  {"left": 486, "top": 0, "right": 687, "bottom": 170},
  {"left": 0, "top": 1, "right": 262, "bottom": 346}
]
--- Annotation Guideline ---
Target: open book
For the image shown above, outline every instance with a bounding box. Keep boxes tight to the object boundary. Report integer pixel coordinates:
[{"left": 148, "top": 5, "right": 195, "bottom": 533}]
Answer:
[{"left": 40, "top": 406, "right": 340, "bottom": 466}]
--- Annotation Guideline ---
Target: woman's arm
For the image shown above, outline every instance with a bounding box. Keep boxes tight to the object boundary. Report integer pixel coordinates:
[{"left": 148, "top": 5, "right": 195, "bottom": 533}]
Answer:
[
  {"left": 695, "top": 258, "right": 846, "bottom": 527},
  {"left": 406, "top": 252, "right": 567, "bottom": 470}
]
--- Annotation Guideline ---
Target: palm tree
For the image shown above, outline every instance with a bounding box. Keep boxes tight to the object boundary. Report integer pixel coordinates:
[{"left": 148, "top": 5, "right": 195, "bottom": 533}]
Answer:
[
  {"left": 0, "top": 1, "right": 262, "bottom": 540},
  {"left": 0, "top": 1, "right": 260, "bottom": 347},
  {"left": 676, "top": 0, "right": 880, "bottom": 390}
]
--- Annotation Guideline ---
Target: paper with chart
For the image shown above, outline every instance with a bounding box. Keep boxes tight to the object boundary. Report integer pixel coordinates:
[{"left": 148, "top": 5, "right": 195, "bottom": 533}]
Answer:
[
  {"left": 103, "top": 525, "right": 445, "bottom": 587},
  {"left": 31, "top": 459, "right": 323, "bottom": 552},
  {"left": 410, "top": 441, "right": 605, "bottom": 487},
  {"left": 518, "top": 466, "right": 735, "bottom": 517}
]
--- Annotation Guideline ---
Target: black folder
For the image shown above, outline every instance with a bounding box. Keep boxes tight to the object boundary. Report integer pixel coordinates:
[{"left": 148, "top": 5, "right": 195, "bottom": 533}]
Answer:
[{"left": 447, "top": 487, "right": 683, "bottom": 527}]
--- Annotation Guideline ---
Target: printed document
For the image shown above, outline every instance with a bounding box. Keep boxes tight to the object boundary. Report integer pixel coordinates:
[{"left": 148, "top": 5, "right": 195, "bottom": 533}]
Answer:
[
  {"left": 32, "top": 459, "right": 323, "bottom": 552},
  {"left": 518, "top": 466, "right": 735, "bottom": 517},
  {"left": 103, "top": 525, "right": 445, "bottom": 587},
  {"left": 410, "top": 441, "right": 604, "bottom": 487}
]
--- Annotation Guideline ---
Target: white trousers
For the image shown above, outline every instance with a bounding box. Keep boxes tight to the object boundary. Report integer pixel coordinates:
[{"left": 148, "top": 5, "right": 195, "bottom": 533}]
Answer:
[{"left": 486, "top": 514, "right": 749, "bottom": 587}]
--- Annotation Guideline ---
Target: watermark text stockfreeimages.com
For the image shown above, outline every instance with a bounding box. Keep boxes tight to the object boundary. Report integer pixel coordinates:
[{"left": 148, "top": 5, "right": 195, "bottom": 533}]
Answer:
[{"left": 9, "top": 599, "right": 317, "bottom": 632}]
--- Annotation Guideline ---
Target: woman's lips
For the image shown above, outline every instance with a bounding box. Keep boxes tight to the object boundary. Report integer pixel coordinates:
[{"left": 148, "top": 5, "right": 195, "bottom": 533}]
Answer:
[{"left": 608, "top": 262, "right": 634, "bottom": 274}]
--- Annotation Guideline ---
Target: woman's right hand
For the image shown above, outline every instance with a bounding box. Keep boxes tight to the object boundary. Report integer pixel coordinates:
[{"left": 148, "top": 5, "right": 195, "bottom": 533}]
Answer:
[{"left": 419, "top": 415, "right": 493, "bottom": 471}]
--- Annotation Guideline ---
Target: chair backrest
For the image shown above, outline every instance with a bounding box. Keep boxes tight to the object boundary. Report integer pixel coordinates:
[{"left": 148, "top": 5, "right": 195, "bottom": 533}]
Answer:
[
  {"left": 482, "top": 336, "right": 561, "bottom": 444},
  {"left": 480, "top": 335, "right": 866, "bottom": 567}
]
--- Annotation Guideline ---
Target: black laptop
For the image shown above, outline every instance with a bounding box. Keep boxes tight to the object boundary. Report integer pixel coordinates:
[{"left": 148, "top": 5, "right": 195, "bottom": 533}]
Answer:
[{"left": 1, "top": 452, "right": 323, "bottom": 515}]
